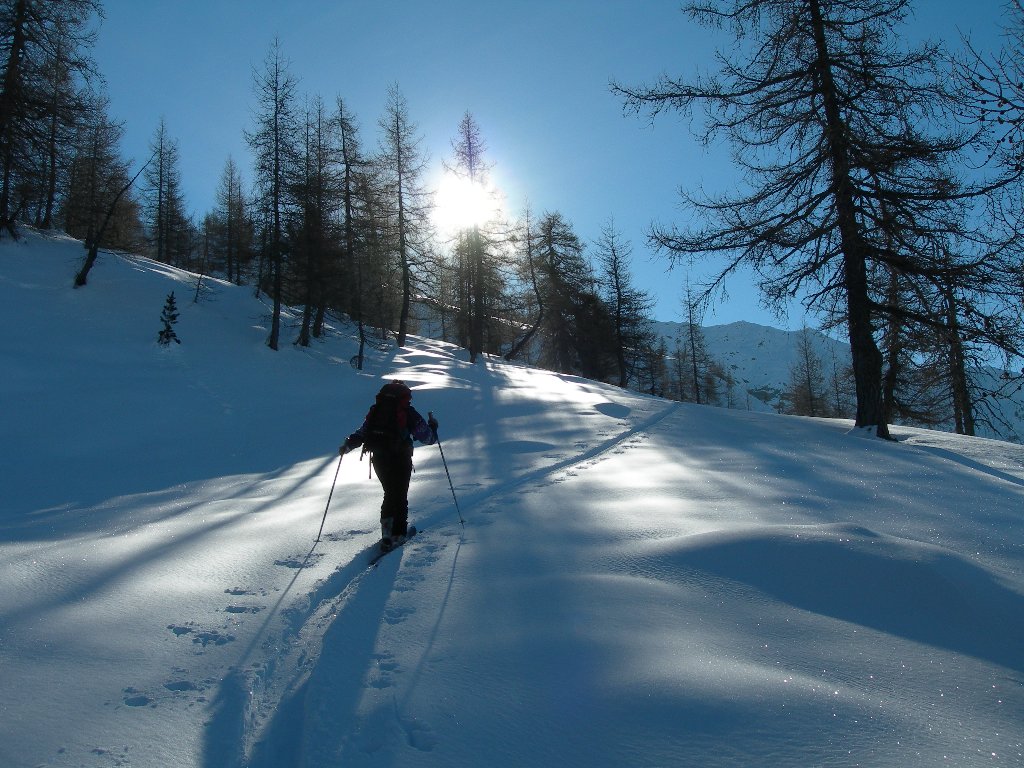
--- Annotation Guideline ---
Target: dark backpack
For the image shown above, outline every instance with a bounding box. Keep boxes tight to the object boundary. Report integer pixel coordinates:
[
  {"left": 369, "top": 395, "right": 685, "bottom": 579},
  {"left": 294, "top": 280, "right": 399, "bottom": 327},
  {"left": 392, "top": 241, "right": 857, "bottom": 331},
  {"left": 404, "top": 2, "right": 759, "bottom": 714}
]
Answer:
[{"left": 362, "top": 382, "right": 412, "bottom": 456}]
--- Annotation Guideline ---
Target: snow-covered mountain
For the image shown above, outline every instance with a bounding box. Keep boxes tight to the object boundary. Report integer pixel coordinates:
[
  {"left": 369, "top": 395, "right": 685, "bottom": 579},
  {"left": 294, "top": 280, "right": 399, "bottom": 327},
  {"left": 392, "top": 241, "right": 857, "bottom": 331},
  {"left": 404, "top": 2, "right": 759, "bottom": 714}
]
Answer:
[
  {"left": 2, "top": 232, "right": 1022, "bottom": 768},
  {"left": 654, "top": 319, "right": 851, "bottom": 411},
  {"left": 654, "top": 318, "right": 1024, "bottom": 442}
]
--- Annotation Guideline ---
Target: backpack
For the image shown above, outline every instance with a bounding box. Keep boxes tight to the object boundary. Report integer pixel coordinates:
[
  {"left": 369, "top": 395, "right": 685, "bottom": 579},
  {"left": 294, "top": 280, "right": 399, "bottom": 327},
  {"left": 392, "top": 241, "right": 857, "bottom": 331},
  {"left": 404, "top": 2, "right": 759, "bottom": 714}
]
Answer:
[{"left": 362, "top": 381, "right": 412, "bottom": 456}]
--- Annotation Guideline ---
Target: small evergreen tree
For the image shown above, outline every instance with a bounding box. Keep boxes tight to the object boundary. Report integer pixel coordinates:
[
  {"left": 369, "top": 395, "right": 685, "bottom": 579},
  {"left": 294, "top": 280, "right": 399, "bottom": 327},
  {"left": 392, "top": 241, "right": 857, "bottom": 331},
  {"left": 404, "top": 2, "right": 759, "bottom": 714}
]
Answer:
[{"left": 157, "top": 291, "right": 181, "bottom": 345}]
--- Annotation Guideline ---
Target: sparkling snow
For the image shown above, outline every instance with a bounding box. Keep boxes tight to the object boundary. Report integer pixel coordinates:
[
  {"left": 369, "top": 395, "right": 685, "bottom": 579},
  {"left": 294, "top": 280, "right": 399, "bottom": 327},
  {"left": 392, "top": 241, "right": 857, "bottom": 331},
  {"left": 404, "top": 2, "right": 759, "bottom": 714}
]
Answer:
[{"left": 1, "top": 232, "right": 1022, "bottom": 767}]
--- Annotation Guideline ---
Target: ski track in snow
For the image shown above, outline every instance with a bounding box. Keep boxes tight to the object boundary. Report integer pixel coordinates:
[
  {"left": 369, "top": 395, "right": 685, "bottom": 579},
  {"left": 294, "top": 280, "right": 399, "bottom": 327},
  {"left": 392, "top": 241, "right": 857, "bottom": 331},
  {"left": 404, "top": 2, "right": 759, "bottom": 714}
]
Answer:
[{"left": 201, "top": 398, "right": 681, "bottom": 766}]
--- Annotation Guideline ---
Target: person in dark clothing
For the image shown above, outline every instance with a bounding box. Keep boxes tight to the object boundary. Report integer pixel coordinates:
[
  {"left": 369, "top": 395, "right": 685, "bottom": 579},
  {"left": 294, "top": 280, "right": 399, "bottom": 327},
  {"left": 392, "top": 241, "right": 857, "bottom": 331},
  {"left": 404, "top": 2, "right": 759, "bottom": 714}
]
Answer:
[{"left": 341, "top": 380, "right": 438, "bottom": 551}]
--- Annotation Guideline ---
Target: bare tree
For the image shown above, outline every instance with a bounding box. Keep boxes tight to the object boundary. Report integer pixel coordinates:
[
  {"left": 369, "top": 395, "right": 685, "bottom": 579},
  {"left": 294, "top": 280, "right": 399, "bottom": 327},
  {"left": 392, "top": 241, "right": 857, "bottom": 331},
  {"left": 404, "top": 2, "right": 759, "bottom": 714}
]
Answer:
[
  {"left": 0, "top": 0, "right": 101, "bottom": 236},
  {"left": 504, "top": 205, "right": 545, "bottom": 362},
  {"left": 60, "top": 92, "right": 140, "bottom": 251},
  {"left": 210, "top": 156, "right": 252, "bottom": 285},
  {"left": 615, "top": 0, "right": 999, "bottom": 439},
  {"left": 293, "top": 96, "right": 339, "bottom": 348},
  {"left": 785, "top": 325, "right": 828, "bottom": 417},
  {"left": 681, "top": 282, "right": 713, "bottom": 405},
  {"left": 143, "top": 117, "right": 189, "bottom": 266},
  {"left": 594, "top": 218, "right": 654, "bottom": 388},
  {"left": 377, "top": 84, "right": 431, "bottom": 348},
  {"left": 446, "top": 111, "right": 494, "bottom": 362},
  {"left": 246, "top": 38, "right": 300, "bottom": 350},
  {"left": 73, "top": 151, "right": 152, "bottom": 287}
]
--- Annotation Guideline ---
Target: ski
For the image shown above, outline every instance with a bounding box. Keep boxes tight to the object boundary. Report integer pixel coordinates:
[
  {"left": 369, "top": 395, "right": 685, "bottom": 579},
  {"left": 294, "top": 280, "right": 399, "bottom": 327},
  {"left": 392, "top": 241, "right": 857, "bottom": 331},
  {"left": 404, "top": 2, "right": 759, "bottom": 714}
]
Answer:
[{"left": 368, "top": 526, "right": 418, "bottom": 567}]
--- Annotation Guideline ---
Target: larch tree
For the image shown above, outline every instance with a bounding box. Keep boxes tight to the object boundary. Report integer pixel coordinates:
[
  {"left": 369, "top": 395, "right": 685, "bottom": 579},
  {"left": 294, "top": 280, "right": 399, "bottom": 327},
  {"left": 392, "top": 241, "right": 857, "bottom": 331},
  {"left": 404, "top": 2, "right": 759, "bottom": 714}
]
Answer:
[
  {"left": 446, "top": 111, "right": 498, "bottom": 362},
  {"left": 615, "top": 0, "right": 1000, "bottom": 440},
  {"left": 504, "top": 205, "right": 545, "bottom": 363},
  {"left": 143, "top": 118, "right": 189, "bottom": 266},
  {"left": 334, "top": 98, "right": 364, "bottom": 323},
  {"left": 594, "top": 218, "right": 654, "bottom": 388},
  {"left": 334, "top": 97, "right": 387, "bottom": 367},
  {"left": 533, "top": 211, "right": 613, "bottom": 379},
  {"left": 34, "top": 18, "right": 78, "bottom": 229},
  {"left": 681, "top": 283, "right": 713, "bottom": 405},
  {"left": 377, "top": 84, "right": 431, "bottom": 348},
  {"left": 246, "top": 38, "right": 300, "bottom": 351},
  {"left": 211, "top": 156, "right": 252, "bottom": 285},
  {"left": 293, "top": 95, "right": 339, "bottom": 348},
  {"left": 785, "top": 325, "right": 828, "bottom": 417},
  {"left": 60, "top": 92, "right": 140, "bottom": 252},
  {"left": 0, "top": 0, "right": 100, "bottom": 236},
  {"left": 962, "top": 0, "right": 1024, "bottom": 172}
]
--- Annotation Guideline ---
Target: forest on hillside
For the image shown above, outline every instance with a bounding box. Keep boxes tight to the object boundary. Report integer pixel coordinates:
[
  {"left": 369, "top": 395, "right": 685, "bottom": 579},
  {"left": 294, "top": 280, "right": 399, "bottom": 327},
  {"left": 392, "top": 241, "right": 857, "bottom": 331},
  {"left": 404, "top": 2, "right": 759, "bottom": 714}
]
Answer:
[{"left": 3, "top": 0, "right": 1024, "bottom": 439}]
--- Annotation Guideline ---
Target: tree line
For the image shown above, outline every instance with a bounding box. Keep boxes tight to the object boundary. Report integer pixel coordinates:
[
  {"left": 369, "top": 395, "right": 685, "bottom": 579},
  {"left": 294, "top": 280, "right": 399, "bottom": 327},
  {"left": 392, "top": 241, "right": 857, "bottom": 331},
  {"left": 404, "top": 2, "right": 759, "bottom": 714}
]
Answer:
[
  {"left": 0, "top": 4, "right": 668, "bottom": 392},
  {"left": 3, "top": 0, "right": 1024, "bottom": 439}
]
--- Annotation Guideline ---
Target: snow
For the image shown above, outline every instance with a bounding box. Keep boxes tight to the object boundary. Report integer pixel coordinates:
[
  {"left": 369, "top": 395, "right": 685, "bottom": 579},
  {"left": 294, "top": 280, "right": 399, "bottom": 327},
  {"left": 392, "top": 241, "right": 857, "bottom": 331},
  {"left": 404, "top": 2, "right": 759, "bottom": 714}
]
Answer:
[
  {"left": 652, "top": 318, "right": 852, "bottom": 413},
  {"left": 1, "top": 231, "right": 1023, "bottom": 767}
]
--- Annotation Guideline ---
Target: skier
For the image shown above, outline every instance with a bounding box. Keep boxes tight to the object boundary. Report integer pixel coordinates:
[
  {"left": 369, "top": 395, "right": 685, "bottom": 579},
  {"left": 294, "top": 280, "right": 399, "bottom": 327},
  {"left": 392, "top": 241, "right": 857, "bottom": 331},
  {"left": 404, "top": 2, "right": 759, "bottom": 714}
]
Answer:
[{"left": 341, "top": 380, "right": 439, "bottom": 552}]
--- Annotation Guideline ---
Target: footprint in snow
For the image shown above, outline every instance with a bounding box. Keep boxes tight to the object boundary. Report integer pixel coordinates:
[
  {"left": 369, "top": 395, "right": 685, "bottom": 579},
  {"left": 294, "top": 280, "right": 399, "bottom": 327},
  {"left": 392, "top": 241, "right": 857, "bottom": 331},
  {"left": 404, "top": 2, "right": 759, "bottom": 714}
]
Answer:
[
  {"left": 122, "top": 688, "right": 154, "bottom": 707},
  {"left": 224, "top": 586, "right": 267, "bottom": 596},
  {"left": 407, "top": 551, "right": 441, "bottom": 568},
  {"left": 323, "top": 528, "right": 373, "bottom": 541},
  {"left": 224, "top": 605, "right": 263, "bottom": 614},
  {"left": 384, "top": 606, "right": 415, "bottom": 625},
  {"left": 166, "top": 623, "right": 235, "bottom": 647},
  {"left": 395, "top": 575, "right": 424, "bottom": 593},
  {"left": 163, "top": 680, "right": 200, "bottom": 692},
  {"left": 275, "top": 552, "right": 324, "bottom": 568},
  {"left": 368, "top": 675, "right": 393, "bottom": 690},
  {"left": 190, "top": 629, "right": 235, "bottom": 647},
  {"left": 401, "top": 717, "right": 438, "bottom": 752}
]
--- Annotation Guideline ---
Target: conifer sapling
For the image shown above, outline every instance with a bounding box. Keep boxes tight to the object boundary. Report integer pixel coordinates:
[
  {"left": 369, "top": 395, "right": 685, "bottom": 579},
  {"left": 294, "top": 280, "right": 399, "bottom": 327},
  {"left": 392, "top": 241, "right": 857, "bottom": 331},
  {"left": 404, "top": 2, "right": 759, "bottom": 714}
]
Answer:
[{"left": 157, "top": 291, "right": 181, "bottom": 345}]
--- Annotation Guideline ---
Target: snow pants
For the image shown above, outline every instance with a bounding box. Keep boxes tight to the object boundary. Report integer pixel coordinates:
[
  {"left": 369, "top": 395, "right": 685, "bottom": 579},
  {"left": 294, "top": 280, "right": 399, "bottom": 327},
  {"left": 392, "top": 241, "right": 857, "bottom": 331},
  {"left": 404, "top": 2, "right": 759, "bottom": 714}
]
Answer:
[{"left": 370, "top": 451, "right": 412, "bottom": 538}]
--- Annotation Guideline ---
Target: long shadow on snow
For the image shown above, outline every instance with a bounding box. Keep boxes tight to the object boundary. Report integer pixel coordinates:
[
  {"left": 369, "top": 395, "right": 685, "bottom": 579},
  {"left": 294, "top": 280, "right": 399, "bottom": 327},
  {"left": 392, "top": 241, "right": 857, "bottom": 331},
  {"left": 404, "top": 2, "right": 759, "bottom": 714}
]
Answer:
[
  {"left": 645, "top": 528, "right": 1024, "bottom": 675},
  {"left": 0, "top": 457, "right": 336, "bottom": 633},
  {"left": 904, "top": 441, "right": 1024, "bottom": 490},
  {"left": 242, "top": 551, "right": 404, "bottom": 767},
  {"left": 201, "top": 538, "right": 335, "bottom": 768}
]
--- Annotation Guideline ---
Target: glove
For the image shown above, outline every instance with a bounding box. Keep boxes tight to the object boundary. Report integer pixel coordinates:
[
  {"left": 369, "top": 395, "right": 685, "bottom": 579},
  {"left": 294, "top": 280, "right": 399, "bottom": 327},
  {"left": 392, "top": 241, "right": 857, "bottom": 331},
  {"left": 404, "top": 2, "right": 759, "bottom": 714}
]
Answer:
[
  {"left": 428, "top": 413, "right": 439, "bottom": 434},
  {"left": 340, "top": 434, "right": 363, "bottom": 455}
]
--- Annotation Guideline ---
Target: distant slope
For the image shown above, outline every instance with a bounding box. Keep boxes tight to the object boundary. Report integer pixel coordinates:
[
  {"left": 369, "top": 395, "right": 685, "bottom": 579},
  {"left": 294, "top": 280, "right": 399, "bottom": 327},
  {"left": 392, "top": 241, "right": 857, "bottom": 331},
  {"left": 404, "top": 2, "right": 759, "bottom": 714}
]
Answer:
[
  {"left": 653, "top": 319, "right": 851, "bottom": 411},
  {"left": 654, "top": 319, "right": 1024, "bottom": 442}
]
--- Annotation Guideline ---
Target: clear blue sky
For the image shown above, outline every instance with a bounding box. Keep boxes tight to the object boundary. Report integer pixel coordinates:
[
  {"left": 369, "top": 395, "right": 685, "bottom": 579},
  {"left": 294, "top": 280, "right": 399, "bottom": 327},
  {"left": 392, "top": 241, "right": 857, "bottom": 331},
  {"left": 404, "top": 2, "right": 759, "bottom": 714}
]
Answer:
[{"left": 92, "top": 0, "right": 1006, "bottom": 327}]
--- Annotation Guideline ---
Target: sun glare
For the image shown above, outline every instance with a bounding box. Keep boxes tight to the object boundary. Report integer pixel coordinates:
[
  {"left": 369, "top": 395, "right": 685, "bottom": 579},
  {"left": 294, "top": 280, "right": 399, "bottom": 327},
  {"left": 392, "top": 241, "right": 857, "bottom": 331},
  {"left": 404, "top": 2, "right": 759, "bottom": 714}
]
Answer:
[{"left": 433, "top": 172, "right": 502, "bottom": 237}]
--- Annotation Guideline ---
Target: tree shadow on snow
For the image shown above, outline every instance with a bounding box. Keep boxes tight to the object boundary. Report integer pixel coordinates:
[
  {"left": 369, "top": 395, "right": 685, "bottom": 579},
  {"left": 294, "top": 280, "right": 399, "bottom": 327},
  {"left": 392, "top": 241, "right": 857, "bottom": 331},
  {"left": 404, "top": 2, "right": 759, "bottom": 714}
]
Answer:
[
  {"left": 237, "top": 550, "right": 404, "bottom": 768},
  {"left": 653, "top": 528, "right": 1024, "bottom": 675}
]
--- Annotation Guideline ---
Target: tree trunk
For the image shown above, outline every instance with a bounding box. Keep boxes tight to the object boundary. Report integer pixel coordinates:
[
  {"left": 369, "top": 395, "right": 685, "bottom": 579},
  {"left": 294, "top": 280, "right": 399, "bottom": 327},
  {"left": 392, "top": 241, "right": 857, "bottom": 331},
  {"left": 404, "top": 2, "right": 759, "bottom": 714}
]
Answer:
[
  {"left": 809, "top": 0, "right": 889, "bottom": 438},
  {"left": 880, "top": 271, "right": 903, "bottom": 427},
  {"left": 944, "top": 284, "right": 974, "bottom": 435},
  {"left": 470, "top": 226, "right": 484, "bottom": 362},
  {"left": 74, "top": 154, "right": 152, "bottom": 287},
  {"left": 0, "top": 0, "right": 28, "bottom": 233},
  {"left": 396, "top": 156, "right": 410, "bottom": 348}
]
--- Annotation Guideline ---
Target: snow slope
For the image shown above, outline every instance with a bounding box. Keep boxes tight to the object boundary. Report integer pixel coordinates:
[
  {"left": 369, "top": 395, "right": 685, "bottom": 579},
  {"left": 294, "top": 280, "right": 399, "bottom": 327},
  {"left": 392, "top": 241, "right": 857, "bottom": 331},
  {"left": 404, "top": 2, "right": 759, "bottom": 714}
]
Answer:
[{"left": 1, "top": 232, "right": 1022, "bottom": 767}]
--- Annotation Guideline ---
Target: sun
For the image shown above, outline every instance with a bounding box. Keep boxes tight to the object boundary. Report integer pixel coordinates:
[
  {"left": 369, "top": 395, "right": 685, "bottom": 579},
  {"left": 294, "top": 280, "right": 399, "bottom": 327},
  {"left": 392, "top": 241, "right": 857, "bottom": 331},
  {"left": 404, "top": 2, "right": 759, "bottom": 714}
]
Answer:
[{"left": 432, "top": 171, "right": 502, "bottom": 238}]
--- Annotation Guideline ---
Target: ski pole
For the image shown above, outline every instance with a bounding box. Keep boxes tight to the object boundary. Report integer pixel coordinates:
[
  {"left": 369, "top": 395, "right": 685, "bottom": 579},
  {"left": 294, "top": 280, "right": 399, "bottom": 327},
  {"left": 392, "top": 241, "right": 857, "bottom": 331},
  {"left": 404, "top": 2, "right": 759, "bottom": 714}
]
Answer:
[
  {"left": 315, "top": 453, "right": 344, "bottom": 543},
  {"left": 430, "top": 412, "right": 465, "bottom": 528}
]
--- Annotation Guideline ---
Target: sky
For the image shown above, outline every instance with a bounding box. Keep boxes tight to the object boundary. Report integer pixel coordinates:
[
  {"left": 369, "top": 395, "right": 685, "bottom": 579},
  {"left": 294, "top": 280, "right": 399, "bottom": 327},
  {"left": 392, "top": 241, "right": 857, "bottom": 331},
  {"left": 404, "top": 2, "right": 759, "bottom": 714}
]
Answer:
[
  {"left": 91, "top": 0, "right": 1009, "bottom": 326},
  {"left": 2, "top": 233, "right": 1022, "bottom": 767}
]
